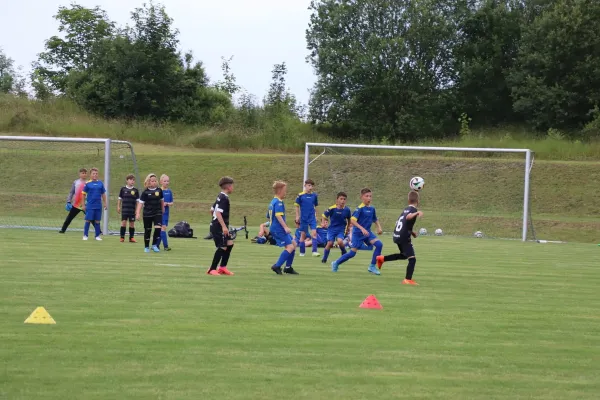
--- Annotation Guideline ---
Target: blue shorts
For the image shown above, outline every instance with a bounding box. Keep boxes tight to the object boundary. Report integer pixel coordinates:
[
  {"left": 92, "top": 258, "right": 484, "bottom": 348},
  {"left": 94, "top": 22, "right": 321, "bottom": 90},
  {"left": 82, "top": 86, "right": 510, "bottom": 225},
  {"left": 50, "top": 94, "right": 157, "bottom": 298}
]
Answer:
[
  {"left": 162, "top": 214, "right": 169, "bottom": 226},
  {"left": 272, "top": 232, "right": 294, "bottom": 247},
  {"left": 299, "top": 219, "right": 317, "bottom": 233},
  {"left": 327, "top": 230, "right": 345, "bottom": 242},
  {"left": 350, "top": 231, "right": 378, "bottom": 250},
  {"left": 85, "top": 209, "right": 102, "bottom": 221}
]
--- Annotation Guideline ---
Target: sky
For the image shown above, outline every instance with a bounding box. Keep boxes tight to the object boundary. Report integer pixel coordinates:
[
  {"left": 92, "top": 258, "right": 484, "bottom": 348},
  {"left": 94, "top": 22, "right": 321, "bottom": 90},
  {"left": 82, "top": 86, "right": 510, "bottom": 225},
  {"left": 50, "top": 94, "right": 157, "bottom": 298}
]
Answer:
[{"left": 0, "top": 0, "right": 317, "bottom": 105}]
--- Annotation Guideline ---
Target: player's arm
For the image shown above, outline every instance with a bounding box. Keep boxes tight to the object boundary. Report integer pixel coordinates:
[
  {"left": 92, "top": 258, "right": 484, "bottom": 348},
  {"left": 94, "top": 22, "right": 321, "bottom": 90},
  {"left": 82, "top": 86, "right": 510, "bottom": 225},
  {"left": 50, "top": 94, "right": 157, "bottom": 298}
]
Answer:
[
  {"left": 117, "top": 197, "right": 122, "bottom": 214},
  {"left": 161, "top": 199, "right": 165, "bottom": 214},
  {"left": 275, "top": 214, "right": 290, "bottom": 233},
  {"left": 350, "top": 218, "right": 368, "bottom": 236},
  {"left": 406, "top": 211, "right": 424, "bottom": 220},
  {"left": 294, "top": 194, "right": 301, "bottom": 226},
  {"left": 66, "top": 181, "right": 75, "bottom": 204},
  {"left": 135, "top": 201, "right": 142, "bottom": 220},
  {"left": 81, "top": 186, "right": 87, "bottom": 211},
  {"left": 102, "top": 193, "right": 107, "bottom": 209},
  {"left": 372, "top": 208, "right": 383, "bottom": 235},
  {"left": 215, "top": 209, "right": 229, "bottom": 236}
]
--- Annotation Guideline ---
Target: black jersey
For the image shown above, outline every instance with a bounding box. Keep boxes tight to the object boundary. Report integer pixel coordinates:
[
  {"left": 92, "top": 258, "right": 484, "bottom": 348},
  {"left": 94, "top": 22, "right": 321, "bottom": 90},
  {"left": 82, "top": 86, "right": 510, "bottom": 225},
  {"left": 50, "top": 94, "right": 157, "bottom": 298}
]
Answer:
[
  {"left": 393, "top": 205, "right": 418, "bottom": 241},
  {"left": 211, "top": 192, "right": 231, "bottom": 230},
  {"left": 119, "top": 186, "right": 139, "bottom": 215},
  {"left": 139, "top": 187, "right": 163, "bottom": 217}
]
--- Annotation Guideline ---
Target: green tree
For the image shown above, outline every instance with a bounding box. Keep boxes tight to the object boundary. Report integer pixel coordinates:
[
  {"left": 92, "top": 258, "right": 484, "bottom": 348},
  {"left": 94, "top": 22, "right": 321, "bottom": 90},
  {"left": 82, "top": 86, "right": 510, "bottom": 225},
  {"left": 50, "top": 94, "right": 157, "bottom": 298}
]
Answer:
[
  {"left": 264, "top": 62, "right": 302, "bottom": 118},
  {"left": 214, "top": 56, "right": 241, "bottom": 97},
  {"left": 0, "top": 48, "right": 15, "bottom": 94},
  {"left": 509, "top": 0, "right": 600, "bottom": 132},
  {"left": 34, "top": 4, "right": 115, "bottom": 94}
]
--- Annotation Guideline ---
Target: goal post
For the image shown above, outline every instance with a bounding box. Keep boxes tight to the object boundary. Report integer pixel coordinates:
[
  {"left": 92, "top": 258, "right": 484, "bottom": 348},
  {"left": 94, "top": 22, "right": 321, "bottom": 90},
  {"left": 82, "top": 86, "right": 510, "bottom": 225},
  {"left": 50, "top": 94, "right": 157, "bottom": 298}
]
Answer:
[
  {"left": 303, "top": 142, "right": 533, "bottom": 242},
  {"left": 0, "top": 135, "right": 140, "bottom": 235}
]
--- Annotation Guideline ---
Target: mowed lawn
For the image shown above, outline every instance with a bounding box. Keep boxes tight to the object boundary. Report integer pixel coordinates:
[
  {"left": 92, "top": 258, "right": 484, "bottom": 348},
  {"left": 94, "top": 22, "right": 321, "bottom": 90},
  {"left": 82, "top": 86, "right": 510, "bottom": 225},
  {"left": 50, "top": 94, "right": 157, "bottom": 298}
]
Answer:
[{"left": 1, "top": 231, "right": 599, "bottom": 400}]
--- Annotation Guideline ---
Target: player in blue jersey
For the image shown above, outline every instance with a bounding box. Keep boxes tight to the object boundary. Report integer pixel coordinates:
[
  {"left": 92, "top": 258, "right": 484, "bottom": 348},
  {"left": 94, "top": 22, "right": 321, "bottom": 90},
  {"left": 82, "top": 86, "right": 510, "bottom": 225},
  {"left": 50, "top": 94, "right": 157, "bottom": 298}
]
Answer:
[
  {"left": 331, "top": 188, "right": 383, "bottom": 274},
  {"left": 268, "top": 181, "right": 299, "bottom": 275},
  {"left": 81, "top": 167, "right": 107, "bottom": 241},
  {"left": 321, "top": 192, "right": 352, "bottom": 263},
  {"left": 294, "top": 179, "right": 320, "bottom": 257},
  {"left": 158, "top": 174, "right": 174, "bottom": 251}
]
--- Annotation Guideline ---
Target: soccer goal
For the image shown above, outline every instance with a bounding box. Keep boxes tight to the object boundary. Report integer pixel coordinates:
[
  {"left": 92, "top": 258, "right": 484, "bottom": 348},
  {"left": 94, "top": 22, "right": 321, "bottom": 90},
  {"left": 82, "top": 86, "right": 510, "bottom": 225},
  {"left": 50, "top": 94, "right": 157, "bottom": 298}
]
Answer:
[
  {"left": 0, "top": 136, "right": 140, "bottom": 235},
  {"left": 303, "top": 142, "right": 533, "bottom": 242}
]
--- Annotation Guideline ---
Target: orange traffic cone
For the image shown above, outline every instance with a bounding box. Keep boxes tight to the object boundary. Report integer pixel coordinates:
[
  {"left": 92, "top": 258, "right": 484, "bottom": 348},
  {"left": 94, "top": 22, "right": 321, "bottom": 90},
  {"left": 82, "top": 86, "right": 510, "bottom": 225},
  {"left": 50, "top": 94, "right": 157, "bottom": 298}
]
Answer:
[{"left": 359, "top": 295, "right": 382, "bottom": 309}]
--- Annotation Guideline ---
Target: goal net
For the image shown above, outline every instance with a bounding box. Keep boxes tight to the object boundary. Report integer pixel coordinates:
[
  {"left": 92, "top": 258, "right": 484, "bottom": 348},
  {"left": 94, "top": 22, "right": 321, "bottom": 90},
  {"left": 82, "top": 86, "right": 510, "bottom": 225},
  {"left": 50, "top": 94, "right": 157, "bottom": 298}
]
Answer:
[
  {"left": 0, "top": 136, "right": 140, "bottom": 235},
  {"left": 303, "top": 143, "right": 533, "bottom": 241}
]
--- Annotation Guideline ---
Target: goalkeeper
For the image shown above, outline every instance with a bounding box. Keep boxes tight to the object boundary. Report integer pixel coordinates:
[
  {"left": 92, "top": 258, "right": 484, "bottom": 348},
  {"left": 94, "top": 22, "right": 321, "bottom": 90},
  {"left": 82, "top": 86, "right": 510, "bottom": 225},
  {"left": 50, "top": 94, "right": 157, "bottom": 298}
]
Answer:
[{"left": 59, "top": 168, "right": 88, "bottom": 233}]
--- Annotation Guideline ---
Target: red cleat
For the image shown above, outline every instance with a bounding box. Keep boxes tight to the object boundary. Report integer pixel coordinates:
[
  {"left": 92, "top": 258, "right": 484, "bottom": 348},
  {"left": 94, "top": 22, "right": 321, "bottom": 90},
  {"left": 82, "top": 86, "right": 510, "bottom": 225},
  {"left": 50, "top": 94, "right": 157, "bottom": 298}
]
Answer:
[
  {"left": 120, "top": 237, "right": 125, "bottom": 243},
  {"left": 129, "top": 238, "right": 137, "bottom": 243},
  {"left": 206, "top": 269, "right": 220, "bottom": 276},
  {"left": 376, "top": 255, "right": 385, "bottom": 269},
  {"left": 402, "top": 279, "right": 419, "bottom": 285},
  {"left": 218, "top": 267, "right": 234, "bottom": 276}
]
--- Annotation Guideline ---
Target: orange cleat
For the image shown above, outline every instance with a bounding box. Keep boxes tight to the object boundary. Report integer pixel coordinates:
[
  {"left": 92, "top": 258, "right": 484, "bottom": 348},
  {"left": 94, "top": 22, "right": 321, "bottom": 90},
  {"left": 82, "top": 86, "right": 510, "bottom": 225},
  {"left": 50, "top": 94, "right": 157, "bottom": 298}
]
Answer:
[
  {"left": 218, "top": 267, "right": 234, "bottom": 276},
  {"left": 206, "top": 269, "right": 220, "bottom": 276},
  {"left": 376, "top": 255, "right": 385, "bottom": 269},
  {"left": 120, "top": 237, "right": 125, "bottom": 243},
  {"left": 129, "top": 238, "right": 137, "bottom": 243},
  {"left": 402, "top": 279, "right": 419, "bottom": 285}
]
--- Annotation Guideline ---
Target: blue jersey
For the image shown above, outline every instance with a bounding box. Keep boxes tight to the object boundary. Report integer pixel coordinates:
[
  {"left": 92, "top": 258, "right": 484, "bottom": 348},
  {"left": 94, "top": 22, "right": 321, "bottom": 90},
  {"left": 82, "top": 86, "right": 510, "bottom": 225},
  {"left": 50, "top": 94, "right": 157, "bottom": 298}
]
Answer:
[
  {"left": 323, "top": 205, "right": 351, "bottom": 233},
  {"left": 268, "top": 197, "right": 287, "bottom": 234},
  {"left": 351, "top": 203, "right": 378, "bottom": 233},
  {"left": 162, "top": 188, "right": 173, "bottom": 215},
  {"left": 82, "top": 180, "right": 106, "bottom": 210},
  {"left": 294, "top": 192, "right": 319, "bottom": 222},
  {"left": 316, "top": 226, "right": 327, "bottom": 245}
]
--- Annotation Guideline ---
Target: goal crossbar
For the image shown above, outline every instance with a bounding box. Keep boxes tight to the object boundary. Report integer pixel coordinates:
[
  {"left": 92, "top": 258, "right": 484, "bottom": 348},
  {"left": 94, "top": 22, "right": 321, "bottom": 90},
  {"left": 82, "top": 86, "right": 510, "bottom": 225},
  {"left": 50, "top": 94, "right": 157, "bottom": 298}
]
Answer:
[
  {"left": 303, "top": 142, "right": 533, "bottom": 242},
  {"left": 0, "top": 135, "right": 139, "bottom": 235}
]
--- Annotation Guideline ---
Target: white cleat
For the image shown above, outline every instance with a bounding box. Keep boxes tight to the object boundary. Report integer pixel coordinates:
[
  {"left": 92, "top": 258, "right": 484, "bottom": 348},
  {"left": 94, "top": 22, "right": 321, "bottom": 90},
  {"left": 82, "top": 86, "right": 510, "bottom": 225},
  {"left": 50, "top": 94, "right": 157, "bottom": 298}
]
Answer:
[
  {"left": 299, "top": 253, "right": 306, "bottom": 257},
  {"left": 312, "top": 252, "right": 321, "bottom": 257},
  {"left": 95, "top": 236, "right": 103, "bottom": 241},
  {"left": 82, "top": 236, "right": 88, "bottom": 241}
]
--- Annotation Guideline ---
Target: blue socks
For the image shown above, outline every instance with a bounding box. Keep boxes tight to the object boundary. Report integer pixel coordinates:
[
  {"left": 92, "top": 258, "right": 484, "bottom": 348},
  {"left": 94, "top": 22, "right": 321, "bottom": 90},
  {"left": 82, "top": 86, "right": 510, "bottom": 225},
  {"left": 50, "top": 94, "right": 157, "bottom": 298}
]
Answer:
[
  {"left": 340, "top": 246, "right": 347, "bottom": 255},
  {"left": 299, "top": 241, "right": 306, "bottom": 254},
  {"left": 336, "top": 250, "right": 356, "bottom": 266},
  {"left": 286, "top": 250, "right": 296, "bottom": 267},
  {"left": 94, "top": 223, "right": 101, "bottom": 237},
  {"left": 275, "top": 250, "right": 290, "bottom": 267},
  {"left": 160, "top": 231, "right": 168, "bottom": 248},
  {"left": 371, "top": 241, "right": 383, "bottom": 265},
  {"left": 312, "top": 240, "right": 318, "bottom": 253},
  {"left": 323, "top": 249, "right": 330, "bottom": 262},
  {"left": 84, "top": 221, "right": 90, "bottom": 236}
]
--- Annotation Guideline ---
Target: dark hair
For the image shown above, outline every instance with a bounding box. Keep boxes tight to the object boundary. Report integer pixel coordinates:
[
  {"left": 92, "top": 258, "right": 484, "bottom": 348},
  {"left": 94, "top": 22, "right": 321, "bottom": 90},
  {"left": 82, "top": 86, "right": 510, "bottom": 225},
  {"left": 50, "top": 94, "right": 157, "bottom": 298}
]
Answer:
[
  {"left": 305, "top": 179, "right": 315, "bottom": 186},
  {"left": 408, "top": 191, "right": 420, "bottom": 204},
  {"left": 360, "top": 188, "right": 372, "bottom": 196},
  {"left": 336, "top": 191, "right": 347, "bottom": 199},
  {"left": 126, "top": 174, "right": 135, "bottom": 181},
  {"left": 219, "top": 176, "right": 234, "bottom": 187},
  {"left": 79, "top": 168, "right": 87, "bottom": 173}
]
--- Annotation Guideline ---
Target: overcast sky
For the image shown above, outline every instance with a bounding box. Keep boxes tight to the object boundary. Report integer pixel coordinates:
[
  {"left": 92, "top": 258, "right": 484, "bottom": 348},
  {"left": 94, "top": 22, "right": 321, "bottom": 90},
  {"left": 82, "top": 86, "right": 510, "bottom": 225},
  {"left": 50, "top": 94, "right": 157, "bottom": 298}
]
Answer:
[{"left": 0, "top": 0, "right": 316, "bottom": 104}]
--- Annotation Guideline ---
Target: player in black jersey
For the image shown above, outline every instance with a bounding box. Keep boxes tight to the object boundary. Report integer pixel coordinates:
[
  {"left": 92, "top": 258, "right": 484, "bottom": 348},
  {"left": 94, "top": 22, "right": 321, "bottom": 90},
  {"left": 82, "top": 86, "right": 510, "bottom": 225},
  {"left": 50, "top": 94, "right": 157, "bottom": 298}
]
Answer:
[
  {"left": 117, "top": 174, "right": 140, "bottom": 243},
  {"left": 135, "top": 173, "right": 164, "bottom": 253},
  {"left": 207, "top": 177, "right": 235, "bottom": 276},
  {"left": 376, "top": 191, "right": 423, "bottom": 285}
]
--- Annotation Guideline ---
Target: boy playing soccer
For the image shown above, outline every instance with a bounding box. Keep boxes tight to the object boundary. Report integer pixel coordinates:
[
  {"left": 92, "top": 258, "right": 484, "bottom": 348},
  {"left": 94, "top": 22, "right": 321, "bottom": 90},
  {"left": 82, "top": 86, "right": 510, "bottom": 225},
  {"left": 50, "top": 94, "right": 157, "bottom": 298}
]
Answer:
[
  {"left": 117, "top": 174, "right": 139, "bottom": 242},
  {"left": 294, "top": 179, "right": 320, "bottom": 257},
  {"left": 81, "top": 167, "right": 107, "bottom": 241},
  {"left": 321, "top": 192, "right": 352, "bottom": 263},
  {"left": 331, "top": 188, "right": 383, "bottom": 274},
  {"left": 269, "top": 181, "right": 299, "bottom": 275},
  {"left": 376, "top": 191, "right": 423, "bottom": 285},
  {"left": 136, "top": 173, "right": 164, "bottom": 253},
  {"left": 59, "top": 168, "right": 87, "bottom": 233},
  {"left": 159, "top": 174, "right": 174, "bottom": 251},
  {"left": 207, "top": 177, "right": 235, "bottom": 275}
]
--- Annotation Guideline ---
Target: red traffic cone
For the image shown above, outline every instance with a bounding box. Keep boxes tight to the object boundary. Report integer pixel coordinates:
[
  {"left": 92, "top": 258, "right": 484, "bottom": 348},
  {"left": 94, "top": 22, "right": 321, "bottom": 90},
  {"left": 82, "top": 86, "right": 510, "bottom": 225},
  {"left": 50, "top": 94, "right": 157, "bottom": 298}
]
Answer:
[{"left": 359, "top": 295, "right": 382, "bottom": 309}]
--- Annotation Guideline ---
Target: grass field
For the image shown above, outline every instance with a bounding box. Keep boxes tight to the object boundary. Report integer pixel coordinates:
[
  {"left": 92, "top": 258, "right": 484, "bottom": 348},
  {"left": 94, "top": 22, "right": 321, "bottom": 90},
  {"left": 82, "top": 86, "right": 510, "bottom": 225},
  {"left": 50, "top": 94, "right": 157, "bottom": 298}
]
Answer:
[{"left": 1, "top": 231, "right": 599, "bottom": 399}]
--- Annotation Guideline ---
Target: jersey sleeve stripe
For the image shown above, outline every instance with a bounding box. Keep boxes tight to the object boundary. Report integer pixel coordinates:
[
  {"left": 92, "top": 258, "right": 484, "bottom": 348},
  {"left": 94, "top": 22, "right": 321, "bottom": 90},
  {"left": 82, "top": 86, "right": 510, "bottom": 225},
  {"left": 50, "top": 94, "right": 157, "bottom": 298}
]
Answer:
[
  {"left": 351, "top": 216, "right": 358, "bottom": 221},
  {"left": 275, "top": 212, "right": 284, "bottom": 216}
]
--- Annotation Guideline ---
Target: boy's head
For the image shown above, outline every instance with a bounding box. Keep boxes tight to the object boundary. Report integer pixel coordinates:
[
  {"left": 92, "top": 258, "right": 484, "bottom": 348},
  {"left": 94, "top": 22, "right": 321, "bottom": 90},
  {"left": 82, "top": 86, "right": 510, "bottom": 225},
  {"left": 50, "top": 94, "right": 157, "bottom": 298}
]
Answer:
[
  {"left": 304, "top": 179, "right": 315, "bottom": 193},
  {"left": 408, "top": 190, "right": 420, "bottom": 206},
  {"left": 336, "top": 191, "right": 347, "bottom": 208},
  {"left": 79, "top": 168, "right": 88, "bottom": 180},
  {"left": 360, "top": 188, "right": 372, "bottom": 205},
  {"left": 160, "top": 174, "right": 170, "bottom": 188},
  {"left": 144, "top": 173, "right": 158, "bottom": 188},
  {"left": 90, "top": 168, "right": 99, "bottom": 181},
  {"left": 273, "top": 180, "right": 287, "bottom": 199},
  {"left": 125, "top": 174, "right": 135, "bottom": 187},
  {"left": 219, "top": 176, "right": 234, "bottom": 193}
]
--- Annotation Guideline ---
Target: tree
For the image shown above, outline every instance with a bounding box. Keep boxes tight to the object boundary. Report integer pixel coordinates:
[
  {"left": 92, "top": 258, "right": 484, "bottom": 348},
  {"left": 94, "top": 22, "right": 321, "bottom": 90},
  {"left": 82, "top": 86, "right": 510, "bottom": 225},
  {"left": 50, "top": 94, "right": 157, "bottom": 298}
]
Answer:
[
  {"left": 34, "top": 4, "right": 115, "bottom": 94},
  {"left": 509, "top": 0, "right": 600, "bottom": 132},
  {"left": 264, "top": 62, "right": 302, "bottom": 118},
  {"left": 0, "top": 48, "right": 15, "bottom": 94},
  {"left": 215, "top": 56, "right": 241, "bottom": 97}
]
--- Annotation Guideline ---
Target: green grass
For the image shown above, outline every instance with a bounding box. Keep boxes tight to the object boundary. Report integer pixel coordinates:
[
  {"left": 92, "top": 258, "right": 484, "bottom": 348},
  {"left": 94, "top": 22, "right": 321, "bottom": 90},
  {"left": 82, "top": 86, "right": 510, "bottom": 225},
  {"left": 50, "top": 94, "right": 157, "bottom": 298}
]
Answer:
[{"left": 1, "top": 231, "right": 599, "bottom": 399}]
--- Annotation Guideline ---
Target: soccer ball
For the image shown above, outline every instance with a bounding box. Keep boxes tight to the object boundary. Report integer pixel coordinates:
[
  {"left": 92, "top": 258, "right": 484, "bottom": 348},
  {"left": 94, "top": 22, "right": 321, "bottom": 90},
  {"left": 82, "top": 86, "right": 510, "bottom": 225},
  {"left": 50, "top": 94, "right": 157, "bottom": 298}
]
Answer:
[
  {"left": 419, "top": 228, "right": 428, "bottom": 236},
  {"left": 410, "top": 176, "right": 425, "bottom": 191},
  {"left": 474, "top": 231, "right": 484, "bottom": 238},
  {"left": 435, "top": 228, "right": 443, "bottom": 236}
]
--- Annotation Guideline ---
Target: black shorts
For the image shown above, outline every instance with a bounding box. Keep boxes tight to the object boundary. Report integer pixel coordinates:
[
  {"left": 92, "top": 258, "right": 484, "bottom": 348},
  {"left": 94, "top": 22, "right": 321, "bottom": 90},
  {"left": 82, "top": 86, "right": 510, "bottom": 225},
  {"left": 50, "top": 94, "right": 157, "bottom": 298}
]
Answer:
[
  {"left": 210, "top": 226, "right": 231, "bottom": 248},
  {"left": 143, "top": 215, "right": 162, "bottom": 228},
  {"left": 121, "top": 214, "right": 135, "bottom": 222},
  {"left": 394, "top": 238, "right": 415, "bottom": 258}
]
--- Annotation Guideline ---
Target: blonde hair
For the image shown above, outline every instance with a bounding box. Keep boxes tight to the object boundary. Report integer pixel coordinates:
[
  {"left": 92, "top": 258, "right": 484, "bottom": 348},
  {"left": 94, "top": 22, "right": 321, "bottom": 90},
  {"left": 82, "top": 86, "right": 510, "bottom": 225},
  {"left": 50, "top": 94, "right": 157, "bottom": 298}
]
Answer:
[
  {"left": 144, "top": 173, "right": 158, "bottom": 188},
  {"left": 272, "top": 180, "right": 287, "bottom": 194},
  {"left": 160, "top": 174, "right": 169, "bottom": 183},
  {"left": 90, "top": 167, "right": 99, "bottom": 173}
]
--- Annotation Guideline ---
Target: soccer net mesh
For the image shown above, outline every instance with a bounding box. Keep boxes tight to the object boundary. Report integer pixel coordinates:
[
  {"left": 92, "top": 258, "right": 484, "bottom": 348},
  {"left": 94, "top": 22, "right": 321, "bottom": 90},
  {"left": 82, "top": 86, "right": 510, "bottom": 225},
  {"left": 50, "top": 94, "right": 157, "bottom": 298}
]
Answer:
[
  {"left": 305, "top": 146, "right": 533, "bottom": 241},
  {"left": 0, "top": 138, "right": 139, "bottom": 234}
]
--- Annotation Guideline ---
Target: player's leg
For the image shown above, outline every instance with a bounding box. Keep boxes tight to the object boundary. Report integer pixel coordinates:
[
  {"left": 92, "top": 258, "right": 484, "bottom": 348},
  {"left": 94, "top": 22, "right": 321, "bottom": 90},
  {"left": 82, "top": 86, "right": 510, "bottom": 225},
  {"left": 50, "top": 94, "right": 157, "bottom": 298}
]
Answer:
[
  {"left": 322, "top": 240, "right": 333, "bottom": 263},
  {"left": 83, "top": 208, "right": 93, "bottom": 239},
  {"left": 310, "top": 221, "right": 319, "bottom": 256},
  {"left": 400, "top": 243, "right": 418, "bottom": 285},
  {"left": 298, "top": 226, "right": 307, "bottom": 255},
  {"left": 120, "top": 218, "right": 127, "bottom": 241},
  {"left": 336, "top": 233, "right": 347, "bottom": 256},
  {"left": 284, "top": 239, "right": 298, "bottom": 274},
  {"left": 332, "top": 232, "right": 362, "bottom": 272},
  {"left": 208, "top": 230, "right": 226, "bottom": 275},
  {"left": 271, "top": 234, "right": 295, "bottom": 275},
  {"left": 143, "top": 217, "right": 152, "bottom": 252},
  {"left": 376, "top": 241, "right": 408, "bottom": 269},
  {"left": 151, "top": 216, "right": 162, "bottom": 252},
  {"left": 60, "top": 207, "right": 81, "bottom": 233},
  {"left": 368, "top": 235, "right": 383, "bottom": 274},
  {"left": 160, "top": 214, "right": 170, "bottom": 250},
  {"left": 128, "top": 219, "right": 136, "bottom": 242},
  {"left": 217, "top": 238, "right": 235, "bottom": 275}
]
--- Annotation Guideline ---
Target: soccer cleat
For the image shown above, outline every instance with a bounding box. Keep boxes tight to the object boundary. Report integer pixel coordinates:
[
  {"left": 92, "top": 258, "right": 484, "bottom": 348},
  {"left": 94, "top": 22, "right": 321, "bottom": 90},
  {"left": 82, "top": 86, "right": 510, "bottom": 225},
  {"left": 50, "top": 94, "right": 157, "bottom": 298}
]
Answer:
[
  {"left": 218, "top": 267, "right": 234, "bottom": 276},
  {"left": 368, "top": 264, "right": 381, "bottom": 275},
  {"left": 163, "top": 247, "right": 171, "bottom": 251},
  {"left": 152, "top": 245, "right": 160, "bottom": 253},
  {"left": 207, "top": 269, "right": 220, "bottom": 276},
  {"left": 376, "top": 255, "right": 385, "bottom": 269},
  {"left": 321, "top": 258, "right": 327, "bottom": 264},
  {"left": 95, "top": 236, "right": 103, "bottom": 241},
  {"left": 58, "top": 230, "right": 65, "bottom": 234},
  {"left": 402, "top": 279, "right": 419, "bottom": 285},
  {"left": 120, "top": 237, "right": 125, "bottom": 242},
  {"left": 312, "top": 252, "right": 320, "bottom": 257},
  {"left": 271, "top": 265, "right": 283, "bottom": 275},
  {"left": 284, "top": 267, "right": 299, "bottom": 275},
  {"left": 82, "top": 236, "right": 88, "bottom": 241},
  {"left": 204, "top": 233, "right": 214, "bottom": 240},
  {"left": 129, "top": 238, "right": 137, "bottom": 243},
  {"left": 331, "top": 261, "right": 339, "bottom": 272},
  {"left": 144, "top": 247, "right": 150, "bottom": 253},
  {"left": 299, "top": 253, "right": 306, "bottom": 257}
]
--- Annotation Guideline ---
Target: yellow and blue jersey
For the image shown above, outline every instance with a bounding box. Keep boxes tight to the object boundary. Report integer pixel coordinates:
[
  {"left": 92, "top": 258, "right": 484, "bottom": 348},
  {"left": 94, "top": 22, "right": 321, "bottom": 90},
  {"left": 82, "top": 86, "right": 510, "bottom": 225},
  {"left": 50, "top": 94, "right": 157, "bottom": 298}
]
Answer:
[
  {"left": 323, "top": 205, "right": 351, "bottom": 233},
  {"left": 294, "top": 191, "right": 319, "bottom": 222},
  {"left": 351, "top": 203, "right": 378, "bottom": 233},
  {"left": 82, "top": 180, "right": 106, "bottom": 210},
  {"left": 268, "top": 197, "right": 287, "bottom": 234}
]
